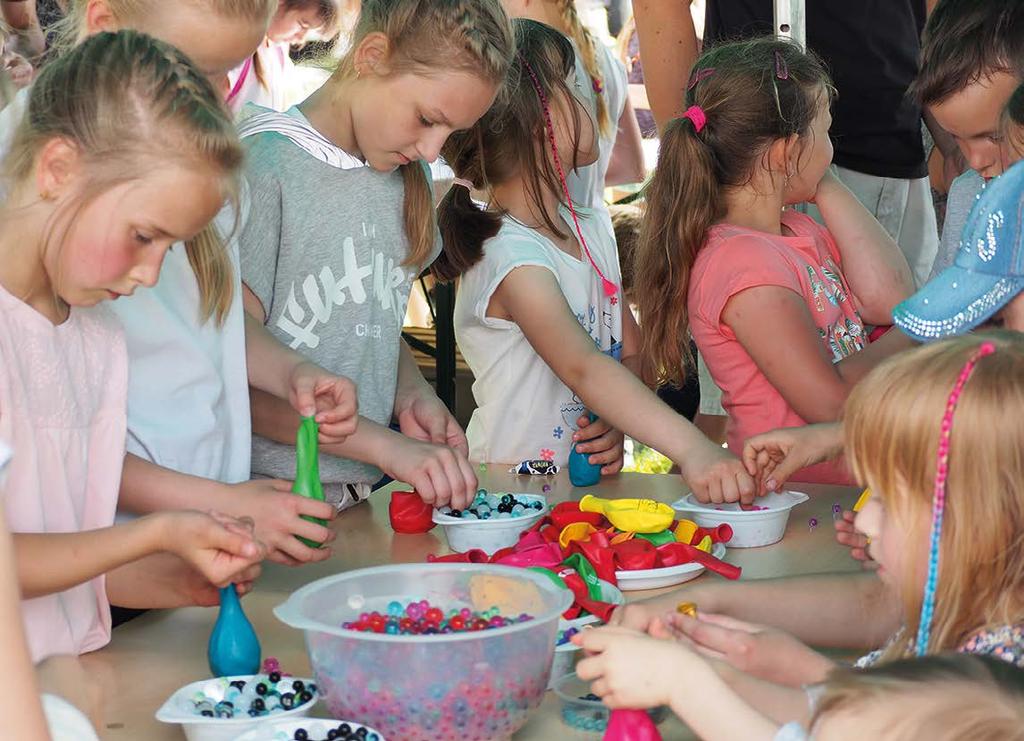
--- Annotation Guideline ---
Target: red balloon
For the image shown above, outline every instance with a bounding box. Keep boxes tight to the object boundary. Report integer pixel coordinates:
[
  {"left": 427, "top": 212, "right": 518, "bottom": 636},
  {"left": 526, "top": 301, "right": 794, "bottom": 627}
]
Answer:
[{"left": 388, "top": 490, "right": 436, "bottom": 534}]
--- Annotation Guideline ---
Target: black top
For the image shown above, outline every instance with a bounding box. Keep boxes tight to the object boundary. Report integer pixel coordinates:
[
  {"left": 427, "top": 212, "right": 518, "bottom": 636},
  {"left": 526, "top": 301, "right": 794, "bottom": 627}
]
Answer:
[{"left": 704, "top": 0, "right": 927, "bottom": 179}]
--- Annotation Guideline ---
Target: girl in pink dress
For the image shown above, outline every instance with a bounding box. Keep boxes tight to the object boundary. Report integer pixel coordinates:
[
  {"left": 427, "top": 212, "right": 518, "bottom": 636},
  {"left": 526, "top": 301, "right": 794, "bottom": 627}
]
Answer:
[{"left": 0, "top": 30, "right": 266, "bottom": 661}]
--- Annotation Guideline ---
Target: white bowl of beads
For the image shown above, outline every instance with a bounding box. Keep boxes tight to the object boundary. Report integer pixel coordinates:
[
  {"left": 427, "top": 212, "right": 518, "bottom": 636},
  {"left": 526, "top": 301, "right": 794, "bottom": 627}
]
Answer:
[
  {"left": 548, "top": 579, "right": 624, "bottom": 688},
  {"left": 232, "top": 718, "right": 385, "bottom": 741},
  {"left": 671, "top": 490, "right": 810, "bottom": 548},
  {"left": 434, "top": 491, "right": 548, "bottom": 555},
  {"left": 155, "top": 673, "right": 318, "bottom": 741}
]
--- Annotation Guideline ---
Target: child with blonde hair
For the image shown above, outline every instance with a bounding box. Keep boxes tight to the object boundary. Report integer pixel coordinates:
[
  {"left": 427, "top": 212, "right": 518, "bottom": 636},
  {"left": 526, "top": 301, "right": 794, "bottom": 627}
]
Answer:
[
  {"left": 576, "top": 634, "right": 1024, "bottom": 741},
  {"left": 606, "top": 332, "right": 1024, "bottom": 729},
  {"left": 633, "top": 37, "right": 914, "bottom": 488},
  {"left": 0, "top": 30, "right": 267, "bottom": 661},
  {"left": 433, "top": 19, "right": 753, "bottom": 501},
  {"left": 1, "top": 0, "right": 365, "bottom": 567},
  {"left": 238, "top": 0, "right": 515, "bottom": 510}
]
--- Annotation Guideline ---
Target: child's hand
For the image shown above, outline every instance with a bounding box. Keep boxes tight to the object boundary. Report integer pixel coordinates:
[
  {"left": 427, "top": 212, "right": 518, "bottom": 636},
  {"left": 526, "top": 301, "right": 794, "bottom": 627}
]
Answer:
[
  {"left": 383, "top": 436, "right": 477, "bottom": 510},
  {"left": 680, "top": 441, "right": 756, "bottom": 505},
  {"left": 742, "top": 423, "right": 843, "bottom": 495},
  {"left": 395, "top": 389, "right": 470, "bottom": 457},
  {"left": 288, "top": 362, "right": 359, "bottom": 445},
  {"left": 669, "top": 613, "right": 834, "bottom": 687},
  {"left": 834, "top": 510, "right": 875, "bottom": 565},
  {"left": 225, "top": 479, "right": 336, "bottom": 566},
  {"left": 161, "top": 510, "right": 266, "bottom": 590},
  {"left": 574, "top": 414, "right": 625, "bottom": 475},
  {"left": 574, "top": 626, "right": 693, "bottom": 709},
  {"left": 608, "top": 587, "right": 716, "bottom": 632}
]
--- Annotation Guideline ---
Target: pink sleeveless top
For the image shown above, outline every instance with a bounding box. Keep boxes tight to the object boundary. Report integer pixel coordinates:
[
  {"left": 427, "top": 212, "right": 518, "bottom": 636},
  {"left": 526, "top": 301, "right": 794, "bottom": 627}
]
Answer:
[{"left": 0, "top": 285, "right": 127, "bottom": 660}]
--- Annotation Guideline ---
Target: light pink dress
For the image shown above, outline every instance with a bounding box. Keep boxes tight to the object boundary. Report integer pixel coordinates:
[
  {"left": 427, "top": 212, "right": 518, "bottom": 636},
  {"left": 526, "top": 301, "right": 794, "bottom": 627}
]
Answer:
[{"left": 0, "top": 284, "right": 127, "bottom": 661}]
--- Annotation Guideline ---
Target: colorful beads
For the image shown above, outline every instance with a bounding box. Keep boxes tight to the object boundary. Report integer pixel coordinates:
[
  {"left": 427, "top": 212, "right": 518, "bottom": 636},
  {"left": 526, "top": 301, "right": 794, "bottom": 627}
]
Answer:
[
  {"left": 342, "top": 599, "right": 533, "bottom": 634},
  {"left": 438, "top": 490, "right": 544, "bottom": 520},
  {"left": 556, "top": 626, "right": 580, "bottom": 646},
  {"left": 190, "top": 672, "right": 317, "bottom": 720}
]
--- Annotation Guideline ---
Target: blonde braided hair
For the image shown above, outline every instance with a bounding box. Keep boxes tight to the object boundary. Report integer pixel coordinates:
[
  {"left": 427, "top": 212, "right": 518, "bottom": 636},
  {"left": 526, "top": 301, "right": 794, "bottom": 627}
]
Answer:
[
  {"left": 3, "top": 30, "right": 243, "bottom": 323},
  {"left": 556, "top": 0, "right": 611, "bottom": 138}
]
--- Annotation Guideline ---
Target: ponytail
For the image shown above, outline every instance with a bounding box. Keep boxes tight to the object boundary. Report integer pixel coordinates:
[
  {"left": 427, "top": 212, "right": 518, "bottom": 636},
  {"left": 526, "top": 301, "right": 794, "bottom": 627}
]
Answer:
[
  {"left": 634, "top": 116, "right": 724, "bottom": 386},
  {"left": 400, "top": 161, "right": 436, "bottom": 270},
  {"left": 433, "top": 182, "right": 502, "bottom": 282}
]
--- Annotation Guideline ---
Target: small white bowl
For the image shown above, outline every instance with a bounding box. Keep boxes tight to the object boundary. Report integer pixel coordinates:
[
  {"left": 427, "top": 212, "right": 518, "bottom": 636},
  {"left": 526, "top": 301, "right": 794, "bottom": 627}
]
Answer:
[
  {"left": 155, "top": 675, "right": 317, "bottom": 741},
  {"left": 433, "top": 493, "right": 548, "bottom": 555},
  {"left": 232, "top": 718, "right": 385, "bottom": 740},
  {"left": 615, "top": 542, "right": 728, "bottom": 589},
  {"left": 672, "top": 490, "right": 809, "bottom": 548},
  {"left": 548, "top": 579, "right": 624, "bottom": 688}
]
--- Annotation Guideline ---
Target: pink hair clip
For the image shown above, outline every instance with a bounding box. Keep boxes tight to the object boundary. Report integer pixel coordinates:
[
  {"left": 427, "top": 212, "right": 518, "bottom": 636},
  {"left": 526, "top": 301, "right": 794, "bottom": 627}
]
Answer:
[{"left": 592, "top": 77, "right": 603, "bottom": 94}]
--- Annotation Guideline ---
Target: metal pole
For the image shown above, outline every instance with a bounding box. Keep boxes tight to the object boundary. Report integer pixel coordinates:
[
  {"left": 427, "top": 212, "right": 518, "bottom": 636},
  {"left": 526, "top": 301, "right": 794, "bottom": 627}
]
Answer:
[{"left": 774, "top": 0, "right": 806, "bottom": 48}]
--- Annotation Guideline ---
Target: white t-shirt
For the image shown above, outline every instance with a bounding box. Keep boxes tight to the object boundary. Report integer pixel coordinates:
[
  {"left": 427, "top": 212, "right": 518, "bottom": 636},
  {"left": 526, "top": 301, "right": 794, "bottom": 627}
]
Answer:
[
  {"left": 567, "top": 40, "right": 628, "bottom": 209},
  {"left": 0, "top": 86, "right": 251, "bottom": 487},
  {"left": 109, "top": 231, "right": 251, "bottom": 485},
  {"left": 226, "top": 42, "right": 295, "bottom": 116},
  {"left": 455, "top": 205, "right": 623, "bottom": 466},
  {"left": 43, "top": 694, "right": 100, "bottom": 741}
]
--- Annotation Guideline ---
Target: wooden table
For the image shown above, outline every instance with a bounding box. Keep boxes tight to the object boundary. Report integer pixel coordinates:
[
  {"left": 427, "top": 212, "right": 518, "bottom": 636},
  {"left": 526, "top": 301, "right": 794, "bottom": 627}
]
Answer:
[{"left": 87, "top": 470, "right": 861, "bottom": 740}]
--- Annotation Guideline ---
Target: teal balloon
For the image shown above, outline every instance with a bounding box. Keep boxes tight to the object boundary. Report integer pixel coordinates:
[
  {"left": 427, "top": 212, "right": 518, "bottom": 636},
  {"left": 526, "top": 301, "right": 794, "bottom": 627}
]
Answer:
[
  {"left": 208, "top": 585, "right": 261, "bottom": 677},
  {"left": 569, "top": 412, "right": 602, "bottom": 487}
]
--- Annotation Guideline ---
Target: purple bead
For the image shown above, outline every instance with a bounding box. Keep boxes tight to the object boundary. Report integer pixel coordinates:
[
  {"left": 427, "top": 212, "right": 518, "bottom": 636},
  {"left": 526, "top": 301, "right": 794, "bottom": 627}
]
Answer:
[
  {"left": 542, "top": 484, "right": 551, "bottom": 493},
  {"left": 808, "top": 517, "right": 818, "bottom": 528}
]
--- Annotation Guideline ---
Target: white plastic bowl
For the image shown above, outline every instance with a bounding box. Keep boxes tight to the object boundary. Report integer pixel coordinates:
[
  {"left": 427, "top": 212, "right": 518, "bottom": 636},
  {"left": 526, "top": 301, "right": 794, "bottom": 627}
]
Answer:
[
  {"left": 615, "top": 542, "right": 728, "bottom": 590},
  {"left": 433, "top": 494, "right": 548, "bottom": 555},
  {"left": 548, "top": 579, "right": 624, "bottom": 688},
  {"left": 232, "top": 718, "right": 385, "bottom": 740},
  {"left": 155, "top": 675, "right": 317, "bottom": 741},
  {"left": 672, "top": 490, "right": 810, "bottom": 548}
]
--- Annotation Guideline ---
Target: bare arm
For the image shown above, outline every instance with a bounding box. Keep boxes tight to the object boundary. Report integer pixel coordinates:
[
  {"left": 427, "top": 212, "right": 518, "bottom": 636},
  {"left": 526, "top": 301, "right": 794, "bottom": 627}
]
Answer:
[
  {"left": 493, "top": 266, "right": 753, "bottom": 502},
  {"left": 617, "top": 571, "right": 900, "bottom": 650},
  {"left": 632, "top": 0, "right": 699, "bottom": 131},
  {"left": 724, "top": 288, "right": 913, "bottom": 422},
  {"left": 603, "top": 96, "right": 646, "bottom": 188},
  {"left": 13, "top": 516, "right": 174, "bottom": 598},
  {"left": 0, "top": 507, "right": 51, "bottom": 738},
  {"left": 814, "top": 171, "right": 915, "bottom": 314}
]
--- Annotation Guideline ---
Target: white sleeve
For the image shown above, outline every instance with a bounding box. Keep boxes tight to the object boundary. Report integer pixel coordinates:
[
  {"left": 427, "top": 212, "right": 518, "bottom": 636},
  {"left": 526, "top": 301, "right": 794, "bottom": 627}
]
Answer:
[
  {"left": 472, "top": 230, "right": 561, "bottom": 326},
  {"left": 41, "top": 694, "right": 100, "bottom": 741}
]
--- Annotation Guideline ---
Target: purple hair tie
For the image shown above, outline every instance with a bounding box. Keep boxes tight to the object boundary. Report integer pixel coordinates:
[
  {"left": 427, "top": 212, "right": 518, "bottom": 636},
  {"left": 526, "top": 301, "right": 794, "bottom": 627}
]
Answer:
[
  {"left": 687, "top": 67, "right": 715, "bottom": 90},
  {"left": 774, "top": 50, "right": 789, "bottom": 80}
]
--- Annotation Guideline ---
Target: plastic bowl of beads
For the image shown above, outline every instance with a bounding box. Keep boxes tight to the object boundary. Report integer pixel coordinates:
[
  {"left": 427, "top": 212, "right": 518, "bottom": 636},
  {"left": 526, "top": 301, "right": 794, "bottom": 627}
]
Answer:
[
  {"left": 274, "top": 563, "right": 573, "bottom": 741},
  {"left": 155, "top": 674, "right": 318, "bottom": 741},
  {"left": 548, "top": 578, "right": 622, "bottom": 688},
  {"left": 552, "top": 672, "right": 667, "bottom": 733},
  {"left": 232, "top": 718, "right": 384, "bottom": 741},
  {"left": 433, "top": 491, "right": 548, "bottom": 555},
  {"left": 671, "top": 490, "right": 810, "bottom": 548}
]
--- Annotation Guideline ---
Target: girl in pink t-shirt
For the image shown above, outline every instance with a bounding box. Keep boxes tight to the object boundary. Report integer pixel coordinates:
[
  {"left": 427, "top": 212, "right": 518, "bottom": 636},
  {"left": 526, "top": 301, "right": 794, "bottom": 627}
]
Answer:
[
  {"left": 633, "top": 38, "right": 914, "bottom": 485},
  {"left": 0, "top": 32, "right": 267, "bottom": 661}
]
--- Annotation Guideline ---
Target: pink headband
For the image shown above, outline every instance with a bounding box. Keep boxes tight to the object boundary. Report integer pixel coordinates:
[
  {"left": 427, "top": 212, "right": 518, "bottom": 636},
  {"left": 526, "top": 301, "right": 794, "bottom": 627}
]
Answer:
[{"left": 682, "top": 105, "right": 706, "bottom": 133}]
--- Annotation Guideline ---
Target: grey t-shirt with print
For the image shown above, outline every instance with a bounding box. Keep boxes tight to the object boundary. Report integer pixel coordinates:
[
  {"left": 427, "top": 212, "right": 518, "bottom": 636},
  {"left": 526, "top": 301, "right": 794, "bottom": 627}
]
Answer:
[{"left": 238, "top": 105, "right": 439, "bottom": 486}]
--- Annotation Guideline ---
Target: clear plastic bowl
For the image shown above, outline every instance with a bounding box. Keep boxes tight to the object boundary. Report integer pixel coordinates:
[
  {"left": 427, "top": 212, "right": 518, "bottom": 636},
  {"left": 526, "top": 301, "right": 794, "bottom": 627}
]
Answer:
[
  {"left": 552, "top": 672, "right": 668, "bottom": 734},
  {"left": 432, "top": 494, "right": 548, "bottom": 554},
  {"left": 274, "top": 564, "right": 573, "bottom": 741},
  {"left": 672, "top": 490, "right": 810, "bottom": 547}
]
